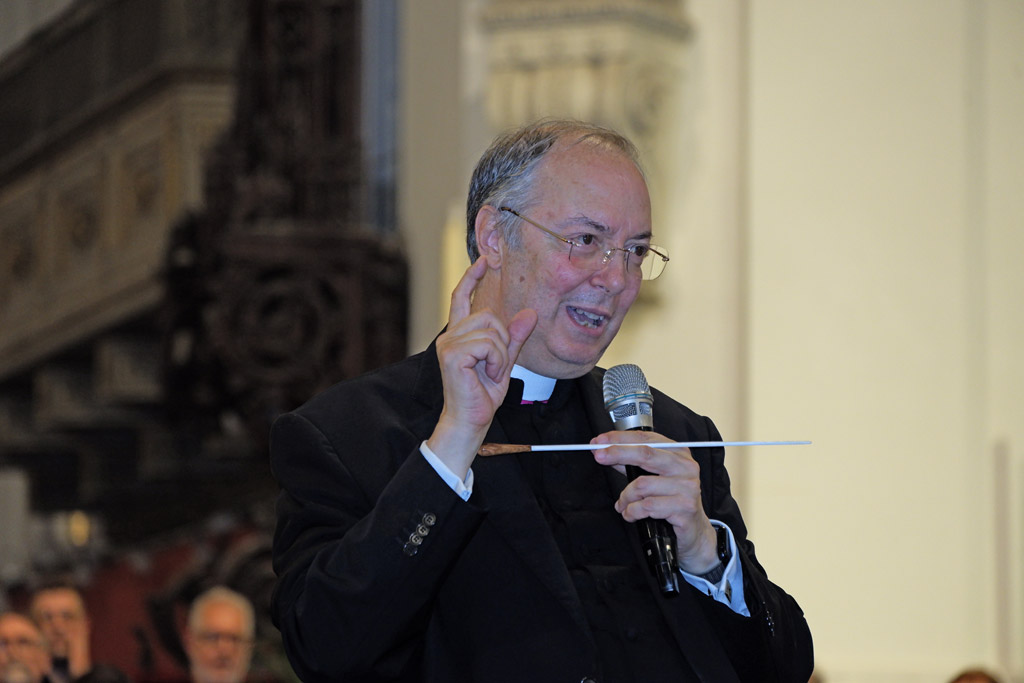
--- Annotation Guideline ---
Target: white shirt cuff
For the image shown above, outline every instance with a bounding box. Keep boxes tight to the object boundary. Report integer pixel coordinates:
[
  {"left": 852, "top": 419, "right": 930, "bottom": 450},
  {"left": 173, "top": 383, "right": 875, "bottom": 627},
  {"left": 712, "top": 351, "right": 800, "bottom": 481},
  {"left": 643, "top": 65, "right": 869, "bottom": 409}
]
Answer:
[
  {"left": 680, "top": 520, "right": 750, "bottom": 616},
  {"left": 419, "top": 440, "right": 474, "bottom": 501}
]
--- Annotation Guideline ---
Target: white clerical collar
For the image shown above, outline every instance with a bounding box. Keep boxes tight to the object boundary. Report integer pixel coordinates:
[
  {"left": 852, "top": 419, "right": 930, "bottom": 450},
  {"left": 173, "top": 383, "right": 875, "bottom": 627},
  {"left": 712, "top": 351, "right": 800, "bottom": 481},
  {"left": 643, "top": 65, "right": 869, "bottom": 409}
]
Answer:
[{"left": 511, "top": 365, "right": 557, "bottom": 402}]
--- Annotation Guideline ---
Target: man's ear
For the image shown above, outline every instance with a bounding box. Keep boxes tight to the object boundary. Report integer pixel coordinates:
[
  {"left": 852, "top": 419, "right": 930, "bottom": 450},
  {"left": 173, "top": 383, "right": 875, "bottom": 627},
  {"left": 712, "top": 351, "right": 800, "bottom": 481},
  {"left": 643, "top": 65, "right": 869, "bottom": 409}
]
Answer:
[{"left": 474, "top": 205, "right": 505, "bottom": 267}]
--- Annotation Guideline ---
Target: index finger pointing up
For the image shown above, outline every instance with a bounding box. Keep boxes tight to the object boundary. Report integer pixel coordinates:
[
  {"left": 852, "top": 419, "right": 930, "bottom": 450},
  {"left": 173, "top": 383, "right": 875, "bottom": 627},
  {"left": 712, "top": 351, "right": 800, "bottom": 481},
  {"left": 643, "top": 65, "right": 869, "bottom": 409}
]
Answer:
[{"left": 448, "top": 256, "right": 489, "bottom": 325}]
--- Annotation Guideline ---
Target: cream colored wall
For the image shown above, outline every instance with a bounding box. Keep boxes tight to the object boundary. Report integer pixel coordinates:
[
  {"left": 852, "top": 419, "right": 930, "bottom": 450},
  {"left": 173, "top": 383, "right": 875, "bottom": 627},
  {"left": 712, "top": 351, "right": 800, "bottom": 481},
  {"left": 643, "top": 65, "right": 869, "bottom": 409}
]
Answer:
[
  {"left": 745, "top": 1, "right": 1023, "bottom": 681},
  {"left": 600, "top": 0, "right": 749, "bottom": 457},
  {"left": 399, "top": 1, "right": 1023, "bottom": 680},
  {"left": 399, "top": 0, "right": 464, "bottom": 350},
  {"left": 985, "top": 2, "right": 1024, "bottom": 676}
]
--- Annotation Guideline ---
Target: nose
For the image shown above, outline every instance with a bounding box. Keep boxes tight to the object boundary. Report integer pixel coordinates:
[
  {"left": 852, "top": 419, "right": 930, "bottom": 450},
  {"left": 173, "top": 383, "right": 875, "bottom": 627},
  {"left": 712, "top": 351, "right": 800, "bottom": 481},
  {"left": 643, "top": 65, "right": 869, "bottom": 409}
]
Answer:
[{"left": 589, "top": 247, "right": 632, "bottom": 292}]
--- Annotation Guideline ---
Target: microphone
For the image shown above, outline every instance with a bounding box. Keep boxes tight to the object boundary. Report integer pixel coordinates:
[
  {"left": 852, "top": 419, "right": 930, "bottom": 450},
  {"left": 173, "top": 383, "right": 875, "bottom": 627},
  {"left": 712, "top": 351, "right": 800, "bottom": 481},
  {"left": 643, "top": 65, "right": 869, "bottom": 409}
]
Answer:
[{"left": 603, "top": 364, "right": 681, "bottom": 595}]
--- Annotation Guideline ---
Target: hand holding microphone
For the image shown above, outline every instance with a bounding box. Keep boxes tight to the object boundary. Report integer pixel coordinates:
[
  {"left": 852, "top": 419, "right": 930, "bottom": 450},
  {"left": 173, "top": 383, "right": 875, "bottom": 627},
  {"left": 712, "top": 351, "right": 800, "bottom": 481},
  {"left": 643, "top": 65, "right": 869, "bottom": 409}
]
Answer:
[{"left": 601, "top": 364, "right": 722, "bottom": 595}]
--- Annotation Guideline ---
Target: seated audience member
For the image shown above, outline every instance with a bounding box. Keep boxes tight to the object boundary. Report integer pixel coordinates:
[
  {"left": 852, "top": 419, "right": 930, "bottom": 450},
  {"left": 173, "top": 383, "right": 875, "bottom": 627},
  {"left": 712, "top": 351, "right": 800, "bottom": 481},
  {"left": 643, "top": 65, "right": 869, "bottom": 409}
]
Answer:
[
  {"left": 29, "top": 584, "right": 129, "bottom": 683},
  {"left": 0, "top": 612, "right": 52, "bottom": 683},
  {"left": 183, "top": 588, "right": 254, "bottom": 683}
]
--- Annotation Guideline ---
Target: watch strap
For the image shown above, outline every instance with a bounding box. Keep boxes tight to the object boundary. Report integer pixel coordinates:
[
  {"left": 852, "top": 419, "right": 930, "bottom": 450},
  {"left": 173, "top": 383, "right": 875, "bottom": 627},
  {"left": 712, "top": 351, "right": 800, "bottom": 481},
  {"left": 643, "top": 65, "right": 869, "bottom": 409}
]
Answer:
[{"left": 696, "top": 523, "right": 732, "bottom": 583}]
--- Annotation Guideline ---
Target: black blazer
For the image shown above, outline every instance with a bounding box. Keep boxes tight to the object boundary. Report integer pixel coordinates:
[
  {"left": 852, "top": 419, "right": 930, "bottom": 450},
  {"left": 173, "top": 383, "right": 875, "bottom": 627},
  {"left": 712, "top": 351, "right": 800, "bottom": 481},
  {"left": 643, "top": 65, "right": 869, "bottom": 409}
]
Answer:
[{"left": 270, "top": 342, "right": 813, "bottom": 682}]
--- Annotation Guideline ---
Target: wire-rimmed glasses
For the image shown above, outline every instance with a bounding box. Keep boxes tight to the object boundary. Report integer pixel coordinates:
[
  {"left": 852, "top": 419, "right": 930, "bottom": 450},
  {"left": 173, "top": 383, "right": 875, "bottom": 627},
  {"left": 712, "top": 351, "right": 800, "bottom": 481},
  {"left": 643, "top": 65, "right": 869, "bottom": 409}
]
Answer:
[{"left": 499, "top": 207, "right": 669, "bottom": 281}]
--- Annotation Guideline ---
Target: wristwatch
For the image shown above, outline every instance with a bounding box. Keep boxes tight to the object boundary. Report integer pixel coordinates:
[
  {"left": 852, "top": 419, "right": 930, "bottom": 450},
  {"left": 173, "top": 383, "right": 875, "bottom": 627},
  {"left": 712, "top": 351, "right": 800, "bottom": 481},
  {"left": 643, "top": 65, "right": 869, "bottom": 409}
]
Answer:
[{"left": 696, "top": 523, "right": 731, "bottom": 583}]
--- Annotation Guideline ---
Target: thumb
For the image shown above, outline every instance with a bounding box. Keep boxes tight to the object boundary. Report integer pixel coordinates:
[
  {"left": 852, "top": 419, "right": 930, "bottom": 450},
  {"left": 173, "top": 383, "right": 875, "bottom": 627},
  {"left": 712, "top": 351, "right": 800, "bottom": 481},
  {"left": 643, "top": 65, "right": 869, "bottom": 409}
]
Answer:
[{"left": 506, "top": 309, "right": 538, "bottom": 364}]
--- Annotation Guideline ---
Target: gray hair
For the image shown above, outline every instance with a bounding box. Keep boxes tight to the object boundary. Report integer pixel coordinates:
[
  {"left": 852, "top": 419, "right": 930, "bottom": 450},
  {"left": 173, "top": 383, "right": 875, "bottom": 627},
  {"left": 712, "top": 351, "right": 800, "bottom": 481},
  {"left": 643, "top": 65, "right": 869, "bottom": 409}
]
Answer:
[
  {"left": 465, "top": 119, "right": 644, "bottom": 261},
  {"left": 187, "top": 586, "right": 255, "bottom": 638}
]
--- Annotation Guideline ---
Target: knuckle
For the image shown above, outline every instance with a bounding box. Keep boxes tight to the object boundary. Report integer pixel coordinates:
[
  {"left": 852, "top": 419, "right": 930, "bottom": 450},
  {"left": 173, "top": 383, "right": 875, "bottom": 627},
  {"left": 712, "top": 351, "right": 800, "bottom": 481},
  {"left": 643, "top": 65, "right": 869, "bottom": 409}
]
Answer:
[{"left": 631, "top": 476, "right": 653, "bottom": 497}]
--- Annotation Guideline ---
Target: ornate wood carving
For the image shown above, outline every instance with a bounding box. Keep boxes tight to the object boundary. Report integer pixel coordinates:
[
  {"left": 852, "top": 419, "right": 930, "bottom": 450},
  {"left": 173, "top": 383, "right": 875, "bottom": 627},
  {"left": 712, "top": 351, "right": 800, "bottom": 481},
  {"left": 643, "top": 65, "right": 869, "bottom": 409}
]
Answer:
[
  {"left": 0, "top": 0, "right": 402, "bottom": 540},
  {"left": 163, "top": 0, "right": 407, "bottom": 446},
  {"left": 0, "top": 213, "right": 34, "bottom": 293},
  {"left": 0, "top": 0, "right": 242, "bottom": 379}
]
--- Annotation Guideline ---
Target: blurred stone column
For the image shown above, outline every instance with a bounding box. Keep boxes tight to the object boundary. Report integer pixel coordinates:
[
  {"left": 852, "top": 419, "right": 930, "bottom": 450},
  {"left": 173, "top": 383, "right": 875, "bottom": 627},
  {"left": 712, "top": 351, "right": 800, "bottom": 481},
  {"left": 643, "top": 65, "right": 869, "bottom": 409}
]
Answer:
[
  {"left": 0, "top": 469, "right": 29, "bottom": 585},
  {"left": 478, "top": 0, "right": 690, "bottom": 183}
]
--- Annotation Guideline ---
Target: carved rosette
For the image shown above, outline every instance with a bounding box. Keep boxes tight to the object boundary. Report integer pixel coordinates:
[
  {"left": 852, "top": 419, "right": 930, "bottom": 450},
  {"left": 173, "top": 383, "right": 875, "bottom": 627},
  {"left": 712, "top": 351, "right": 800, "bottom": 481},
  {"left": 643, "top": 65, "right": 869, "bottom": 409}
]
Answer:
[
  {"left": 119, "top": 141, "right": 163, "bottom": 245},
  {"left": 164, "top": 227, "right": 407, "bottom": 446},
  {"left": 58, "top": 182, "right": 102, "bottom": 256},
  {"left": 0, "top": 216, "right": 34, "bottom": 306}
]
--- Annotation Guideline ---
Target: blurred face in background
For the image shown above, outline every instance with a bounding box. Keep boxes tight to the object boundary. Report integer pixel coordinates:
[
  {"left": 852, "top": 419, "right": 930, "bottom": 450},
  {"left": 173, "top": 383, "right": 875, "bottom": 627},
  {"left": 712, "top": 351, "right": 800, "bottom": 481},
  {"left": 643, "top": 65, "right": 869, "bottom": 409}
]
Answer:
[
  {"left": 30, "top": 588, "right": 89, "bottom": 660},
  {"left": 0, "top": 613, "right": 51, "bottom": 683},
  {"left": 185, "top": 600, "right": 253, "bottom": 683}
]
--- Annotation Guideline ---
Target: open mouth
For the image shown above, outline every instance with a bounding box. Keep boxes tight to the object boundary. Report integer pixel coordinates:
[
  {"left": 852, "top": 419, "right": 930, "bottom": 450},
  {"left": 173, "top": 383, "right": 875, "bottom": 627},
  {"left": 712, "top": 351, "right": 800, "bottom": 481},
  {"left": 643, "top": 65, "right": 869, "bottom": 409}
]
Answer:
[{"left": 567, "top": 305, "right": 606, "bottom": 329}]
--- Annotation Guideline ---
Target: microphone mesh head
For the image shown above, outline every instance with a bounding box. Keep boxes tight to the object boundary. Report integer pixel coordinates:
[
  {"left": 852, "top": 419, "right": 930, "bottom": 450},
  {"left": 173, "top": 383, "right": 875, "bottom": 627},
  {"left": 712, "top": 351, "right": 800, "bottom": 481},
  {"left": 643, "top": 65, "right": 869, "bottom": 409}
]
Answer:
[
  {"left": 602, "top": 364, "right": 650, "bottom": 406},
  {"left": 603, "top": 364, "right": 653, "bottom": 428}
]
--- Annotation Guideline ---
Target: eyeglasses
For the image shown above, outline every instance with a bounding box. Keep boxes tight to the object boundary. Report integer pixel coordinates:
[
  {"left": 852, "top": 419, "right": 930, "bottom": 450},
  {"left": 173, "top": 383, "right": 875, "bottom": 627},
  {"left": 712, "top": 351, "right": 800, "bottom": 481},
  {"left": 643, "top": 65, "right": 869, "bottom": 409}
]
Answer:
[
  {"left": 0, "top": 637, "right": 45, "bottom": 652},
  {"left": 194, "top": 632, "right": 253, "bottom": 648},
  {"left": 35, "top": 609, "right": 85, "bottom": 624},
  {"left": 499, "top": 207, "right": 669, "bottom": 281}
]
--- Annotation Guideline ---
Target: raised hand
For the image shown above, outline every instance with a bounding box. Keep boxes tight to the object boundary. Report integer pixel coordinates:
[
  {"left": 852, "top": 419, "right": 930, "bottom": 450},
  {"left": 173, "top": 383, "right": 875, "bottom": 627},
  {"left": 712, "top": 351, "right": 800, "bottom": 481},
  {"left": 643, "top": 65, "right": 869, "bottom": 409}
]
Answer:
[{"left": 427, "top": 258, "right": 537, "bottom": 478}]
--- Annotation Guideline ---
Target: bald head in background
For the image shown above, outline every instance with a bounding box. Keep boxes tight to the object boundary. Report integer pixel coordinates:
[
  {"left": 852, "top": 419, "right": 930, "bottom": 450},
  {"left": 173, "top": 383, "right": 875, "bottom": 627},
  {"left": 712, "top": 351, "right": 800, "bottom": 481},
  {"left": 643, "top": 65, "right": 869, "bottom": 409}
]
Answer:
[
  {"left": 0, "top": 612, "right": 51, "bottom": 683},
  {"left": 184, "top": 587, "right": 254, "bottom": 683}
]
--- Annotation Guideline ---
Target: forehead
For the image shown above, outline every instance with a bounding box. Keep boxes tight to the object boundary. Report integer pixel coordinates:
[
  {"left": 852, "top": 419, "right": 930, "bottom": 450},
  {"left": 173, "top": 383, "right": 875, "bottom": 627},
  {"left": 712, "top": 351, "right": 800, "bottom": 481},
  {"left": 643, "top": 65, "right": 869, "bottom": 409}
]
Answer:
[
  {"left": 540, "top": 137, "right": 642, "bottom": 180},
  {"left": 531, "top": 140, "right": 650, "bottom": 222},
  {"left": 0, "top": 614, "right": 41, "bottom": 638},
  {"left": 32, "top": 588, "right": 84, "bottom": 612},
  {"left": 197, "top": 601, "right": 245, "bottom": 630}
]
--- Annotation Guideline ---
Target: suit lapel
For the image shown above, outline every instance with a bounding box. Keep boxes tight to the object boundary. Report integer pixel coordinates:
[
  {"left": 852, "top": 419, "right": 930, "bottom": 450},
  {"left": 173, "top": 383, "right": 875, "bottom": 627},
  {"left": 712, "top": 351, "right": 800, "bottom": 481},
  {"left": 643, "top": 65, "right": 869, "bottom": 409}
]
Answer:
[
  {"left": 472, "top": 411, "right": 595, "bottom": 641},
  {"left": 581, "top": 368, "right": 741, "bottom": 683},
  {"left": 412, "top": 349, "right": 593, "bottom": 639}
]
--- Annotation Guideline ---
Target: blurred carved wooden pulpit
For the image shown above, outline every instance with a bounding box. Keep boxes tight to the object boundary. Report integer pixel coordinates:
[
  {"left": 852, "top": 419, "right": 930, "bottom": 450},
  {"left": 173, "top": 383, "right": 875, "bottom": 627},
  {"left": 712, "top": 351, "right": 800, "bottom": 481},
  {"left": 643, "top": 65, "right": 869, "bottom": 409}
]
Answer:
[
  {"left": 163, "top": 0, "right": 407, "bottom": 452},
  {"left": 0, "top": 0, "right": 406, "bottom": 545}
]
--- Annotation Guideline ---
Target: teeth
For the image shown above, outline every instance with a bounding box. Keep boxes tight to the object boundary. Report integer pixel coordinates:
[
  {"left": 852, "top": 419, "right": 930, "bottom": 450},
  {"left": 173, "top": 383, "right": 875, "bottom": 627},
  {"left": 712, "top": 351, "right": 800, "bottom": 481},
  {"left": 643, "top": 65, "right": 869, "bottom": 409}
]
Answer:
[{"left": 568, "top": 306, "right": 605, "bottom": 328}]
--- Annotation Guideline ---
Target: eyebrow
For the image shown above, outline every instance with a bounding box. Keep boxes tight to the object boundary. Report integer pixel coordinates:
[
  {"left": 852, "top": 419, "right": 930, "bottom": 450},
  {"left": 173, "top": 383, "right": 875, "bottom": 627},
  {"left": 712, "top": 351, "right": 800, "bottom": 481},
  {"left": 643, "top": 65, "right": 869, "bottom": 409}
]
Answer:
[{"left": 566, "top": 213, "right": 653, "bottom": 242}]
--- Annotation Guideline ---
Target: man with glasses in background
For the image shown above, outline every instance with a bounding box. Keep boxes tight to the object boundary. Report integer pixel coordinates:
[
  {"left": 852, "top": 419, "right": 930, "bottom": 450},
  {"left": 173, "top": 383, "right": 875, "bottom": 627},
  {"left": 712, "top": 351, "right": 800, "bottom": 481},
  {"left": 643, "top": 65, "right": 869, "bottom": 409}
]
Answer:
[
  {"left": 271, "top": 119, "right": 813, "bottom": 681},
  {"left": 183, "top": 588, "right": 253, "bottom": 683},
  {"left": 29, "top": 583, "right": 129, "bottom": 683},
  {"left": 0, "top": 612, "right": 52, "bottom": 683}
]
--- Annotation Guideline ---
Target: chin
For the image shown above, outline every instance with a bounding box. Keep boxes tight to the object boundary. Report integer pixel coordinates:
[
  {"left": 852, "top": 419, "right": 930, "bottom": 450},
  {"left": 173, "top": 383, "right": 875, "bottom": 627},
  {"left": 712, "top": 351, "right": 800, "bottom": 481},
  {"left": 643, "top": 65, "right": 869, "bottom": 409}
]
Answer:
[
  {"left": 542, "top": 348, "right": 605, "bottom": 379},
  {"left": 520, "top": 327, "right": 612, "bottom": 377},
  {"left": 561, "top": 338, "right": 613, "bottom": 369},
  {"left": 195, "top": 669, "right": 243, "bottom": 683}
]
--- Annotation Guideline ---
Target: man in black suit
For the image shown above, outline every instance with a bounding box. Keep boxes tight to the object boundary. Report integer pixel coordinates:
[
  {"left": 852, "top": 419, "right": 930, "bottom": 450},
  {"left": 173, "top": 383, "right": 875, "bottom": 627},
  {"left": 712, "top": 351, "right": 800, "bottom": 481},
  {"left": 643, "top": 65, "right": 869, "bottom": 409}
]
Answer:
[{"left": 271, "top": 119, "right": 813, "bottom": 682}]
